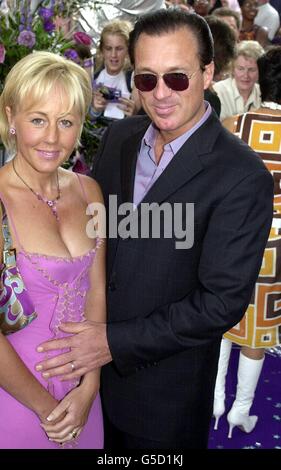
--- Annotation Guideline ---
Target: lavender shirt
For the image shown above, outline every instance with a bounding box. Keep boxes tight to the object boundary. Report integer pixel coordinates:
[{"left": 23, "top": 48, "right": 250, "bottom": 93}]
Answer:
[{"left": 133, "top": 102, "right": 212, "bottom": 207}]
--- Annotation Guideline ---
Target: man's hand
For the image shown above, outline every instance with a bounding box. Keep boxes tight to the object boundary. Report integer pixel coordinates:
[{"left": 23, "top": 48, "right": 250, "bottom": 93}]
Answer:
[{"left": 35, "top": 321, "right": 112, "bottom": 380}]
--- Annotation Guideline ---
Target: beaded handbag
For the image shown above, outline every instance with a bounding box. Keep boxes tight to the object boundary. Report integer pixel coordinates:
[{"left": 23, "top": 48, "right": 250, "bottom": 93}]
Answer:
[{"left": 0, "top": 201, "right": 37, "bottom": 335}]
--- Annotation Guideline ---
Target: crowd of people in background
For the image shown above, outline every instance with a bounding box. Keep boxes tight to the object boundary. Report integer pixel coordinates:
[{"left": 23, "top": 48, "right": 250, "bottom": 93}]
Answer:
[{"left": 82, "top": 0, "right": 281, "bottom": 128}]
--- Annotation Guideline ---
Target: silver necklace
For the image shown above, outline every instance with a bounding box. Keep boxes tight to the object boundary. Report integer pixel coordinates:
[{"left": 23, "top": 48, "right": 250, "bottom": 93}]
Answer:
[
  {"left": 261, "top": 101, "right": 281, "bottom": 111},
  {"left": 12, "top": 159, "right": 61, "bottom": 220}
]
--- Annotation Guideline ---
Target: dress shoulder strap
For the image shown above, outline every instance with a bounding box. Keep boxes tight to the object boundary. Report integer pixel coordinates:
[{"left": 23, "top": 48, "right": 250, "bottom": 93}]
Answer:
[
  {"left": 0, "top": 200, "right": 13, "bottom": 251},
  {"left": 75, "top": 174, "right": 103, "bottom": 250},
  {"left": 76, "top": 173, "right": 90, "bottom": 205},
  {"left": 0, "top": 193, "right": 22, "bottom": 250}
]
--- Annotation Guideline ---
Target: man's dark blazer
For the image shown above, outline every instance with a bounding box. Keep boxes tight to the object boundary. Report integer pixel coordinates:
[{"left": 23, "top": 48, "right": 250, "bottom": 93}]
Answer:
[{"left": 92, "top": 112, "right": 273, "bottom": 447}]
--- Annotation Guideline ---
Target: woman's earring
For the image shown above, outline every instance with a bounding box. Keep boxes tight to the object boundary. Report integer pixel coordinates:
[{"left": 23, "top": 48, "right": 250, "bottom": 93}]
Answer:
[{"left": 9, "top": 127, "right": 16, "bottom": 135}]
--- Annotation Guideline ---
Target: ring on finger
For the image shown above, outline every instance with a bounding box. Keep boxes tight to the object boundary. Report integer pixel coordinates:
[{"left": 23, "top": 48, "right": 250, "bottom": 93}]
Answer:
[{"left": 70, "top": 362, "right": 75, "bottom": 371}]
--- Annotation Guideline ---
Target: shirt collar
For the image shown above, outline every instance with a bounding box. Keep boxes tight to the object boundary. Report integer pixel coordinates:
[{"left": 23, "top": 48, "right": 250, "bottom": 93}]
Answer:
[
  {"left": 142, "top": 101, "right": 212, "bottom": 156},
  {"left": 231, "top": 78, "right": 242, "bottom": 101}
]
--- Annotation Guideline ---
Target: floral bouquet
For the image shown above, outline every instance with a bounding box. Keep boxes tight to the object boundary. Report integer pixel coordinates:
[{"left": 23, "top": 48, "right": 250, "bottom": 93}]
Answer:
[{"left": 0, "top": 1, "right": 98, "bottom": 91}]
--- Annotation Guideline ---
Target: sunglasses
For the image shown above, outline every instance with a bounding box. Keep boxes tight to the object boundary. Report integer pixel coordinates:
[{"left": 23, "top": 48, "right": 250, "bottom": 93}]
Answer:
[{"left": 134, "top": 70, "right": 200, "bottom": 92}]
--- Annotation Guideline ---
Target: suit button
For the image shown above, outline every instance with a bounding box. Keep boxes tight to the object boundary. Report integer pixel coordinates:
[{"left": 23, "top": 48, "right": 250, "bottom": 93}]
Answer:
[{"left": 108, "top": 281, "right": 116, "bottom": 291}]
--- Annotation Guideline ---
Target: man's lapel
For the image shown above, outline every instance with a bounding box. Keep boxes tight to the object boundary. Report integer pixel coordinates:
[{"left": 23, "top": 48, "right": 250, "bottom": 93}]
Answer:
[
  {"left": 120, "top": 112, "right": 221, "bottom": 205},
  {"left": 141, "top": 140, "right": 203, "bottom": 205},
  {"left": 120, "top": 125, "right": 148, "bottom": 203}
]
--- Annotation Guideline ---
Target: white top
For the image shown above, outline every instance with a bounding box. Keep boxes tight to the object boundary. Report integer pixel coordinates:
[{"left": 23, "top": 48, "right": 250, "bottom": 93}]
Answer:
[
  {"left": 96, "top": 68, "right": 131, "bottom": 119},
  {"left": 213, "top": 77, "right": 261, "bottom": 121},
  {"left": 254, "top": 3, "right": 280, "bottom": 40},
  {"left": 227, "top": 0, "right": 242, "bottom": 15}
]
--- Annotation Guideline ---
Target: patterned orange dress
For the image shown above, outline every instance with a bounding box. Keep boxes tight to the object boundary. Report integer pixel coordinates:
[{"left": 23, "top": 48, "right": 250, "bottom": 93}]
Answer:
[{"left": 224, "top": 111, "right": 281, "bottom": 348}]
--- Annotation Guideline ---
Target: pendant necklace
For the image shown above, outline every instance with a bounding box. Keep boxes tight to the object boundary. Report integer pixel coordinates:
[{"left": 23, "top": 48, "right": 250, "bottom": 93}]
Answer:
[{"left": 12, "top": 159, "right": 61, "bottom": 220}]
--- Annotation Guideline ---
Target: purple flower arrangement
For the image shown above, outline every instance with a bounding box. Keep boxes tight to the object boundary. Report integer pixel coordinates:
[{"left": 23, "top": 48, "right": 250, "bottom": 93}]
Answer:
[
  {"left": 0, "top": 0, "right": 78, "bottom": 92},
  {"left": 63, "top": 31, "right": 93, "bottom": 68},
  {"left": 38, "top": 6, "right": 55, "bottom": 33},
  {"left": 17, "top": 30, "right": 36, "bottom": 48},
  {"left": 73, "top": 31, "right": 93, "bottom": 46},
  {"left": 64, "top": 48, "right": 80, "bottom": 63},
  {"left": 0, "top": 0, "right": 96, "bottom": 93}
]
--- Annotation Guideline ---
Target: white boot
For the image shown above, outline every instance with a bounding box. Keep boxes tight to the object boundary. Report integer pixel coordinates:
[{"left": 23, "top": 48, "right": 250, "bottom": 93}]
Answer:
[
  {"left": 213, "top": 338, "right": 232, "bottom": 430},
  {"left": 227, "top": 352, "right": 264, "bottom": 438}
]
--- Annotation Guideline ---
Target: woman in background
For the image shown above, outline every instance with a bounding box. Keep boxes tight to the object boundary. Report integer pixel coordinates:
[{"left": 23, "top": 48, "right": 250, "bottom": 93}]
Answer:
[
  {"left": 213, "top": 46, "right": 281, "bottom": 439},
  {"left": 213, "top": 40, "right": 264, "bottom": 120},
  {"left": 238, "top": 0, "right": 268, "bottom": 47}
]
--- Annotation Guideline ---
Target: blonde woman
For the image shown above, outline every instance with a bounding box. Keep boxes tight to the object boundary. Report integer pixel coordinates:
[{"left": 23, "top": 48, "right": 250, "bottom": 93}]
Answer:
[
  {"left": 213, "top": 46, "right": 281, "bottom": 438},
  {"left": 213, "top": 40, "right": 264, "bottom": 120},
  {"left": 0, "top": 51, "right": 105, "bottom": 448}
]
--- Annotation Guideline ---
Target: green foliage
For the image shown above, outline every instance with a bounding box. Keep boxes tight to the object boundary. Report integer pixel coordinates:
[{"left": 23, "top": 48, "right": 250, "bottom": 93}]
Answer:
[
  {"left": 80, "top": 116, "right": 106, "bottom": 167},
  {"left": 0, "top": 8, "right": 72, "bottom": 93}
]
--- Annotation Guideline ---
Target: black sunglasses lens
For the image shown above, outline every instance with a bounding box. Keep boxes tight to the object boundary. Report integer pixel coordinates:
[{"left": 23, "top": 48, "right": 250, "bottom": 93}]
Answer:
[
  {"left": 134, "top": 73, "right": 189, "bottom": 92},
  {"left": 163, "top": 73, "right": 189, "bottom": 91},
  {"left": 134, "top": 74, "right": 157, "bottom": 91}
]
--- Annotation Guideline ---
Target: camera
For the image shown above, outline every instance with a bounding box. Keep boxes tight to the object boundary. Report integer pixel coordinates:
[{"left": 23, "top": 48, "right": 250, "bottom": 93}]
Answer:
[{"left": 94, "top": 82, "right": 122, "bottom": 102}]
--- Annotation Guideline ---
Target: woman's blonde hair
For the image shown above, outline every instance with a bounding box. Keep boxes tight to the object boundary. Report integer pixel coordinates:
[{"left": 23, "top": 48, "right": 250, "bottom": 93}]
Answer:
[
  {"left": 0, "top": 51, "right": 92, "bottom": 153},
  {"left": 95, "top": 19, "right": 133, "bottom": 72},
  {"left": 234, "top": 40, "right": 264, "bottom": 62}
]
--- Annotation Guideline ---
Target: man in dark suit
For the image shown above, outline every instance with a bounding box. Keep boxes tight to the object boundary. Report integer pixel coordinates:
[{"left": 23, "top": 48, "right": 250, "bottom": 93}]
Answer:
[{"left": 36, "top": 10, "right": 273, "bottom": 448}]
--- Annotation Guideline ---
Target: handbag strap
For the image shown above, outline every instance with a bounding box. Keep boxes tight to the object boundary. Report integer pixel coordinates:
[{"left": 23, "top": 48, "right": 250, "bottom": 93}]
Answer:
[{"left": 0, "top": 200, "right": 16, "bottom": 267}]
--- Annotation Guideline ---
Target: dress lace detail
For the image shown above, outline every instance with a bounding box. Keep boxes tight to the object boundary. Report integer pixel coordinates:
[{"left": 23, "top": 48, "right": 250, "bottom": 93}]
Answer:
[
  {"left": 19, "top": 246, "right": 98, "bottom": 398},
  {"left": 18, "top": 239, "right": 102, "bottom": 263}
]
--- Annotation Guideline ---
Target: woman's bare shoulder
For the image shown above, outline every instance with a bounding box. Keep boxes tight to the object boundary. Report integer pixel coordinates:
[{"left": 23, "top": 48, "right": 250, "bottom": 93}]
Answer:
[
  {"left": 0, "top": 163, "right": 12, "bottom": 197},
  {"left": 0, "top": 162, "right": 10, "bottom": 178},
  {"left": 61, "top": 169, "right": 103, "bottom": 203}
]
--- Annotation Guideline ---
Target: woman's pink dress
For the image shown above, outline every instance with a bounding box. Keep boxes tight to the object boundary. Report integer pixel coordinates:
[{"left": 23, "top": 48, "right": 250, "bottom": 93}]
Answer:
[{"left": 0, "top": 189, "right": 103, "bottom": 449}]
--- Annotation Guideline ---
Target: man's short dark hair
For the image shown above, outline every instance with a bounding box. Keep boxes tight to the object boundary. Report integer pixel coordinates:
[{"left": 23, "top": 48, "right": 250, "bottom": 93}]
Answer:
[
  {"left": 257, "top": 46, "right": 281, "bottom": 103},
  {"left": 128, "top": 9, "right": 214, "bottom": 70}
]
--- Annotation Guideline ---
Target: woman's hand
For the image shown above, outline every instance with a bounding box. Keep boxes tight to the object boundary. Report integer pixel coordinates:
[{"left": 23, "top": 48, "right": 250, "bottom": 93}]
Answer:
[
  {"left": 40, "top": 381, "right": 98, "bottom": 444},
  {"left": 37, "top": 397, "right": 65, "bottom": 425},
  {"left": 117, "top": 96, "right": 136, "bottom": 116}
]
